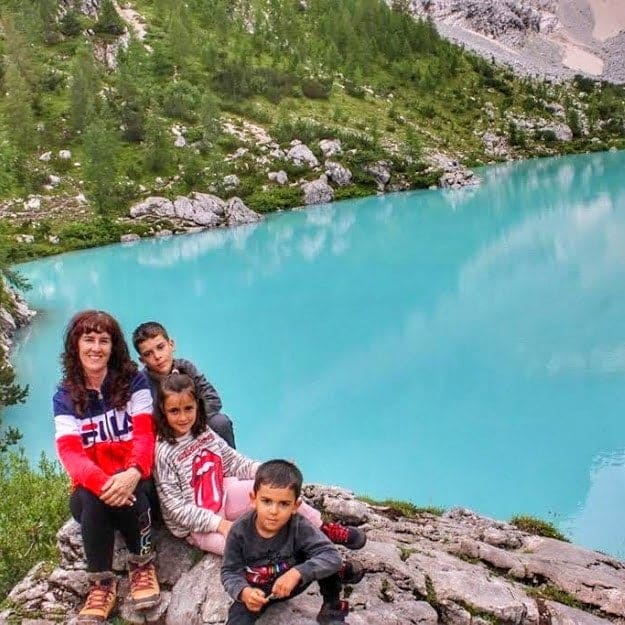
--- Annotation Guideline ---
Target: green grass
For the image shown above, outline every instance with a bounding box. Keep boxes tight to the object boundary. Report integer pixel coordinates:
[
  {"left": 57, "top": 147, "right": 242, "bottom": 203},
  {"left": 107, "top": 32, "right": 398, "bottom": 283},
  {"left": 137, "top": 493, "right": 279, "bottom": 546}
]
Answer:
[
  {"left": 358, "top": 495, "right": 445, "bottom": 519},
  {"left": 510, "top": 515, "right": 569, "bottom": 542}
]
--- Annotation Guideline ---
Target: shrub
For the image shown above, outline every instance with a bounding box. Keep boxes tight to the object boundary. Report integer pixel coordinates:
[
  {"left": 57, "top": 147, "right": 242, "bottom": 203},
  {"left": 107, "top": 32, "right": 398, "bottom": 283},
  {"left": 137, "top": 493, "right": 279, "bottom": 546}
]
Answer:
[
  {"left": 301, "top": 77, "right": 332, "bottom": 99},
  {"left": 161, "top": 80, "right": 201, "bottom": 122},
  {"left": 245, "top": 186, "right": 303, "bottom": 213},
  {"left": 0, "top": 452, "right": 69, "bottom": 599}
]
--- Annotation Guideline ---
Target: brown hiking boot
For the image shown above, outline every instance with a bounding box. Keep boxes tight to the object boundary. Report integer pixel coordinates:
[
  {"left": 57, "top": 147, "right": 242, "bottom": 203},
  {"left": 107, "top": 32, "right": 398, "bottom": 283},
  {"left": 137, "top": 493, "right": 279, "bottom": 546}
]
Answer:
[
  {"left": 78, "top": 577, "right": 117, "bottom": 623},
  {"left": 128, "top": 559, "right": 161, "bottom": 610}
]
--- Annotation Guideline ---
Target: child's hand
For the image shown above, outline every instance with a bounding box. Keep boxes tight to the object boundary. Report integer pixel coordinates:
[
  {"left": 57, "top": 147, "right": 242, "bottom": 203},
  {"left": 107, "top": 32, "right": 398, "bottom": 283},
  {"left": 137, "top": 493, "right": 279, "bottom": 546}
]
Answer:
[
  {"left": 271, "top": 568, "right": 302, "bottom": 598},
  {"left": 217, "top": 518, "right": 233, "bottom": 538},
  {"left": 240, "top": 587, "right": 268, "bottom": 612}
]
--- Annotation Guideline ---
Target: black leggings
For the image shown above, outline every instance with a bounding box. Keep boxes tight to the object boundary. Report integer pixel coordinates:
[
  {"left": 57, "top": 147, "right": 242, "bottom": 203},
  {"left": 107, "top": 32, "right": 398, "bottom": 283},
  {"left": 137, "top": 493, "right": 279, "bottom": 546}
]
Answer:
[
  {"left": 70, "top": 480, "right": 154, "bottom": 573},
  {"left": 226, "top": 573, "right": 341, "bottom": 625}
]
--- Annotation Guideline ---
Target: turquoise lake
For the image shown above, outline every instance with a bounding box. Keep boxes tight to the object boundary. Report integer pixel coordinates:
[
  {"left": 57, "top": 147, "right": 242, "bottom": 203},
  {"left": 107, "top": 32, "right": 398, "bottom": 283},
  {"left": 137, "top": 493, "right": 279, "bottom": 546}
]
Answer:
[{"left": 5, "top": 150, "right": 625, "bottom": 558}]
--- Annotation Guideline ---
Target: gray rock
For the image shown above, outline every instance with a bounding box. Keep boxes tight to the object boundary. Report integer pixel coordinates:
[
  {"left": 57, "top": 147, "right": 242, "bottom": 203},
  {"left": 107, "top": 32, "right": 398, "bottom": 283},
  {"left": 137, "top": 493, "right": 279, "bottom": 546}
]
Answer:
[
  {"left": 287, "top": 142, "right": 319, "bottom": 168},
  {"left": 130, "top": 196, "right": 174, "bottom": 219},
  {"left": 39, "top": 152, "right": 52, "bottom": 162},
  {"left": 324, "top": 160, "right": 352, "bottom": 186},
  {"left": 224, "top": 197, "right": 263, "bottom": 227},
  {"left": 268, "top": 170, "right": 288, "bottom": 185},
  {"left": 223, "top": 174, "right": 240, "bottom": 190},
  {"left": 363, "top": 161, "right": 391, "bottom": 190},
  {"left": 319, "top": 139, "right": 342, "bottom": 158},
  {"left": 302, "top": 175, "right": 334, "bottom": 205},
  {"left": 15, "top": 234, "right": 35, "bottom": 244},
  {"left": 58, "top": 149, "right": 72, "bottom": 160},
  {"left": 120, "top": 233, "right": 140, "bottom": 243}
]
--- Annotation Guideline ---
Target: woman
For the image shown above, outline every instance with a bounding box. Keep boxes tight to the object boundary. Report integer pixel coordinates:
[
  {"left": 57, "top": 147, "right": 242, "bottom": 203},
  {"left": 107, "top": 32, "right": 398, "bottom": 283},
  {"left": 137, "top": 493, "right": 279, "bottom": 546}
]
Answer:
[{"left": 53, "top": 310, "right": 160, "bottom": 622}]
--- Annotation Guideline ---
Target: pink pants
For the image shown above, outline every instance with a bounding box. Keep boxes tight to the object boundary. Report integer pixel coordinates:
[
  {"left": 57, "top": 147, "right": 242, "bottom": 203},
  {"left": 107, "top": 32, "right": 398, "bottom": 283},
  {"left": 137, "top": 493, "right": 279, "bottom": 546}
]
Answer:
[{"left": 187, "top": 477, "right": 322, "bottom": 555}]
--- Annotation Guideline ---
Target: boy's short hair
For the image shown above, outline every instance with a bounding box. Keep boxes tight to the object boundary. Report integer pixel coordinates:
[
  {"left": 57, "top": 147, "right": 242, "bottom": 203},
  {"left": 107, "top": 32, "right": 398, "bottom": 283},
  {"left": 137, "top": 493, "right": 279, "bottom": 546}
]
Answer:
[
  {"left": 132, "top": 321, "right": 170, "bottom": 352},
  {"left": 253, "top": 459, "right": 303, "bottom": 499}
]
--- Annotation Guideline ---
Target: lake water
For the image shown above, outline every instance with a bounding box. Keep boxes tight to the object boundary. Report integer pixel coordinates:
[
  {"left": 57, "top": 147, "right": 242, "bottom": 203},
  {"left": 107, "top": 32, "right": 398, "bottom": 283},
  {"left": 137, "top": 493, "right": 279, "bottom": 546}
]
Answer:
[{"left": 5, "top": 150, "right": 625, "bottom": 558}]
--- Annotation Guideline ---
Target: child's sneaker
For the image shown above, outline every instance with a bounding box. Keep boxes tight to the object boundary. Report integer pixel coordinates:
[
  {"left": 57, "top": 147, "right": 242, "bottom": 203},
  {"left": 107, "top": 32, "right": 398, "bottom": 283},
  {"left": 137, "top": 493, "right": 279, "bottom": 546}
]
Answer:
[
  {"left": 78, "top": 577, "right": 117, "bottom": 623},
  {"left": 338, "top": 558, "right": 364, "bottom": 585},
  {"left": 128, "top": 559, "right": 161, "bottom": 610},
  {"left": 321, "top": 522, "right": 367, "bottom": 550},
  {"left": 316, "top": 599, "right": 350, "bottom": 624}
]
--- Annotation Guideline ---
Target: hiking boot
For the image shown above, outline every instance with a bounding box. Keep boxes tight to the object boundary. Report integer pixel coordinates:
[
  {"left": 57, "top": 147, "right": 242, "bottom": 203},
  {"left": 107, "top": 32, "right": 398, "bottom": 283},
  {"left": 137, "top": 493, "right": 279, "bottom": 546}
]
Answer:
[
  {"left": 338, "top": 558, "right": 364, "bottom": 585},
  {"left": 321, "top": 522, "right": 367, "bottom": 550},
  {"left": 128, "top": 559, "right": 161, "bottom": 610},
  {"left": 316, "top": 599, "right": 350, "bottom": 624},
  {"left": 78, "top": 577, "right": 117, "bottom": 623}
]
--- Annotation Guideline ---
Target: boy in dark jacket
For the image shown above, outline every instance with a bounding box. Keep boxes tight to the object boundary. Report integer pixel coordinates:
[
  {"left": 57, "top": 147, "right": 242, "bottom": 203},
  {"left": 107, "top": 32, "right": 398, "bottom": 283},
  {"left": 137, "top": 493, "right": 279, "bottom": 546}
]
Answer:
[
  {"left": 132, "top": 321, "right": 236, "bottom": 448},
  {"left": 221, "top": 460, "right": 364, "bottom": 625}
]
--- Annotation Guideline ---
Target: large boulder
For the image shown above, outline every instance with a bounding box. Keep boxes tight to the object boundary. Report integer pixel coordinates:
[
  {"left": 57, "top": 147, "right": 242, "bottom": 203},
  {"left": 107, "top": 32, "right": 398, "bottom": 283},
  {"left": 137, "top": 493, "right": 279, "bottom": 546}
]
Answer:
[
  {"left": 302, "top": 175, "right": 334, "bottom": 205},
  {"left": 224, "top": 197, "right": 263, "bottom": 227},
  {"left": 129, "top": 196, "right": 175, "bottom": 219},
  {"left": 319, "top": 139, "right": 342, "bottom": 158}
]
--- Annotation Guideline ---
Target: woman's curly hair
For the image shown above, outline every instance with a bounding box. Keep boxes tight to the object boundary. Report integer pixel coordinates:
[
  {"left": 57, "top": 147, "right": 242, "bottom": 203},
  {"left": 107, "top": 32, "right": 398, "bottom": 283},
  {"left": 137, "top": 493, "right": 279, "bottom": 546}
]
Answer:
[
  {"left": 61, "top": 310, "right": 137, "bottom": 416},
  {"left": 154, "top": 373, "right": 208, "bottom": 444}
]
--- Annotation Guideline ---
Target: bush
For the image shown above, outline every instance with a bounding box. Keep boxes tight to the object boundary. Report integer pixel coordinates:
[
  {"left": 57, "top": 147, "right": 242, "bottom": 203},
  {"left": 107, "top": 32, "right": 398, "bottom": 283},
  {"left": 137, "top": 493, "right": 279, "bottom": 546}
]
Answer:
[
  {"left": 0, "top": 452, "right": 69, "bottom": 599},
  {"left": 301, "top": 77, "right": 332, "bottom": 99},
  {"left": 161, "top": 80, "right": 201, "bottom": 122},
  {"left": 245, "top": 186, "right": 303, "bottom": 213}
]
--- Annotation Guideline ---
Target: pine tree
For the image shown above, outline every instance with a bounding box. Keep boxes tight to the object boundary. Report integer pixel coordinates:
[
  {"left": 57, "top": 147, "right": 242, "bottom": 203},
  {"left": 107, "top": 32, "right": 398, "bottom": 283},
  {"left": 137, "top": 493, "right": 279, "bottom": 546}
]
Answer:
[
  {"left": 70, "top": 45, "right": 98, "bottom": 133},
  {"left": 143, "top": 115, "right": 172, "bottom": 174},
  {"left": 94, "top": 0, "right": 125, "bottom": 36},
  {"left": 3, "top": 63, "right": 36, "bottom": 152},
  {"left": 83, "top": 116, "right": 120, "bottom": 215}
]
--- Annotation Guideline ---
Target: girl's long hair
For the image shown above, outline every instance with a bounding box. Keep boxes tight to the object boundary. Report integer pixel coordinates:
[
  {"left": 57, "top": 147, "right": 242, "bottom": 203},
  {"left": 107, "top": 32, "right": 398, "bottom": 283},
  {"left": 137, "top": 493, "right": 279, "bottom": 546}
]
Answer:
[
  {"left": 61, "top": 310, "right": 137, "bottom": 416},
  {"left": 155, "top": 373, "right": 208, "bottom": 444}
]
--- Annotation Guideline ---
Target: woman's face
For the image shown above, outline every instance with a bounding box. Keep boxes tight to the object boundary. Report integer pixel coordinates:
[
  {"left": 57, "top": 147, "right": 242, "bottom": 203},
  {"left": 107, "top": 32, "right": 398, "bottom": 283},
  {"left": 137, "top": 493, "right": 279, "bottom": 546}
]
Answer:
[{"left": 77, "top": 331, "right": 112, "bottom": 379}]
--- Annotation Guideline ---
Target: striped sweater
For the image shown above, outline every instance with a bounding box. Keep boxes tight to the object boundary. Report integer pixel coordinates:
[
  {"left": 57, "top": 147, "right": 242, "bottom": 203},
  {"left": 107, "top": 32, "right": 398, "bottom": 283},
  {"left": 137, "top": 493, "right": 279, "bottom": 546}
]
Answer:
[{"left": 154, "top": 429, "right": 259, "bottom": 537}]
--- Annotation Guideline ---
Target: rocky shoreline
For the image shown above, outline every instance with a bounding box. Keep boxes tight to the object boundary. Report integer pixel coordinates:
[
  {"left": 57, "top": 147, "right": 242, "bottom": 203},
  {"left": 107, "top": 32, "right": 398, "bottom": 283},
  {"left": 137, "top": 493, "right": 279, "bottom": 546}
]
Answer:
[{"left": 4, "top": 485, "right": 625, "bottom": 625}]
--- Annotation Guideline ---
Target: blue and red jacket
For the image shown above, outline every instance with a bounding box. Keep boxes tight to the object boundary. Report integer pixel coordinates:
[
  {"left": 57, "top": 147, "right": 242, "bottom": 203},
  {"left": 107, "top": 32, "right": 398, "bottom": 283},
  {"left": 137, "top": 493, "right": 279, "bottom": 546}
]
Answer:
[{"left": 53, "top": 371, "right": 155, "bottom": 496}]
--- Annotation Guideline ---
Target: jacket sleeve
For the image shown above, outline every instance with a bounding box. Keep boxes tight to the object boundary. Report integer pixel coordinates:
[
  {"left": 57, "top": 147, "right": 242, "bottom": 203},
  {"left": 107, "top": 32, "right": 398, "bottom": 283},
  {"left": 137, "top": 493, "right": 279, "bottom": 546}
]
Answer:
[
  {"left": 221, "top": 521, "right": 250, "bottom": 601},
  {"left": 126, "top": 372, "right": 155, "bottom": 477},
  {"left": 293, "top": 517, "right": 342, "bottom": 585},
  {"left": 177, "top": 359, "right": 223, "bottom": 417},
  {"left": 153, "top": 443, "right": 223, "bottom": 535},
  {"left": 53, "top": 391, "right": 109, "bottom": 495}
]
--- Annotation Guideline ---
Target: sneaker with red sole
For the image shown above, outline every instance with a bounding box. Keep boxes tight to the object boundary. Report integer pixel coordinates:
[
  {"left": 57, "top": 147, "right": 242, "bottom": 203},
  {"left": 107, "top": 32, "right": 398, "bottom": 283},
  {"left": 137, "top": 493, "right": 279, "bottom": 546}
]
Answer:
[
  {"left": 321, "top": 522, "right": 367, "bottom": 550},
  {"left": 316, "top": 599, "right": 350, "bottom": 624}
]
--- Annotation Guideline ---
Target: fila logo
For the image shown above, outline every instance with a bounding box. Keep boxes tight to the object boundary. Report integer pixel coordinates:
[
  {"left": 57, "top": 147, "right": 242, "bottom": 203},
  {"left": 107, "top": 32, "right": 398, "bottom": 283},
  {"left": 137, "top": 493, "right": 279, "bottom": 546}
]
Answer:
[{"left": 80, "top": 410, "right": 133, "bottom": 446}]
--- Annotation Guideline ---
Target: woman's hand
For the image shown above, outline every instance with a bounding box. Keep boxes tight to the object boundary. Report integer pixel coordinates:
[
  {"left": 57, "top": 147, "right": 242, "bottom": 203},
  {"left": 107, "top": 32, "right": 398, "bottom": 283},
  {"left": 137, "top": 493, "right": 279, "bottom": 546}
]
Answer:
[
  {"left": 217, "top": 518, "right": 233, "bottom": 538},
  {"left": 100, "top": 467, "right": 141, "bottom": 507}
]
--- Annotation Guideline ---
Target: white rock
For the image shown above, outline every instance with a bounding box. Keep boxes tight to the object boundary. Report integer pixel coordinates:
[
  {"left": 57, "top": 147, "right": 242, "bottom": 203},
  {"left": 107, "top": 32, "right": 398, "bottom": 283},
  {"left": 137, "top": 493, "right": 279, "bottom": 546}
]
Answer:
[
  {"left": 39, "top": 152, "right": 52, "bottom": 162},
  {"left": 58, "top": 150, "right": 72, "bottom": 160},
  {"left": 223, "top": 174, "right": 240, "bottom": 190},
  {"left": 15, "top": 234, "right": 34, "bottom": 244},
  {"left": 268, "top": 171, "right": 288, "bottom": 185},
  {"left": 319, "top": 139, "right": 342, "bottom": 157},
  {"left": 174, "top": 135, "right": 186, "bottom": 148},
  {"left": 24, "top": 197, "right": 41, "bottom": 210},
  {"left": 48, "top": 175, "right": 61, "bottom": 187},
  {"left": 120, "top": 233, "right": 140, "bottom": 243}
]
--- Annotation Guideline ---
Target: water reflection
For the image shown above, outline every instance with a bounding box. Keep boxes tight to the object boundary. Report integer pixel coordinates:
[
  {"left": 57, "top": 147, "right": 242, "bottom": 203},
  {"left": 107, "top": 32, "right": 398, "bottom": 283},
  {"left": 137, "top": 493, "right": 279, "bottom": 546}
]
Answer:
[{"left": 7, "top": 150, "right": 625, "bottom": 557}]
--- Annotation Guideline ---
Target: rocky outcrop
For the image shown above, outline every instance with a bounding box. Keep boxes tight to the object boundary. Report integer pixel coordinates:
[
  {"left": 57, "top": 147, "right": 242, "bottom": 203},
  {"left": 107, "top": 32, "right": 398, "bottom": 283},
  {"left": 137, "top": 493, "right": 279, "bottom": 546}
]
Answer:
[
  {"left": 287, "top": 141, "right": 320, "bottom": 169},
  {"left": 0, "top": 286, "right": 36, "bottom": 359},
  {"left": 363, "top": 161, "right": 392, "bottom": 191},
  {"left": 129, "top": 194, "right": 262, "bottom": 228},
  {"left": 324, "top": 160, "right": 352, "bottom": 187},
  {"left": 4, "top": 485, "right": 625, "bottom": 625}
]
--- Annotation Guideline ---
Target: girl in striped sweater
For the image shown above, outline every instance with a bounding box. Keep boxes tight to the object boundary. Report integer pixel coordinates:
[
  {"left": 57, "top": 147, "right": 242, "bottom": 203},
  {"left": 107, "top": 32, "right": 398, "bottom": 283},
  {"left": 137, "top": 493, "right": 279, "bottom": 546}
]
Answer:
[{"left": 153, "top": 373, "right": 366, "bottom": 555}]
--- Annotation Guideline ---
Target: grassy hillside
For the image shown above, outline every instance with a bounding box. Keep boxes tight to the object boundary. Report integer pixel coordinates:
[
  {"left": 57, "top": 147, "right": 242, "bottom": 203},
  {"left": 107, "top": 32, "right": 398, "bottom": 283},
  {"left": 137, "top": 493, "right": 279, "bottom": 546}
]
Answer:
[{"left": 1, "top": 0, "right": 624, "bottom": 263}]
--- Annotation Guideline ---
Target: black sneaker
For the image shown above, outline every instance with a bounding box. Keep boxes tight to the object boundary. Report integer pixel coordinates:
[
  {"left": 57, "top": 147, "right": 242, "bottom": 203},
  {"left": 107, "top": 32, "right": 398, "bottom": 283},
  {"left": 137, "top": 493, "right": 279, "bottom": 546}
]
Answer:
[
  {"left": 321, "top": 522, "right": 367, "bottom": 550},
  {"left": 338, "top": 559, "right": 364, "bottom": 585},
  {"left": 316, "top": 599, "right": 349, "bottom": 624}
]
